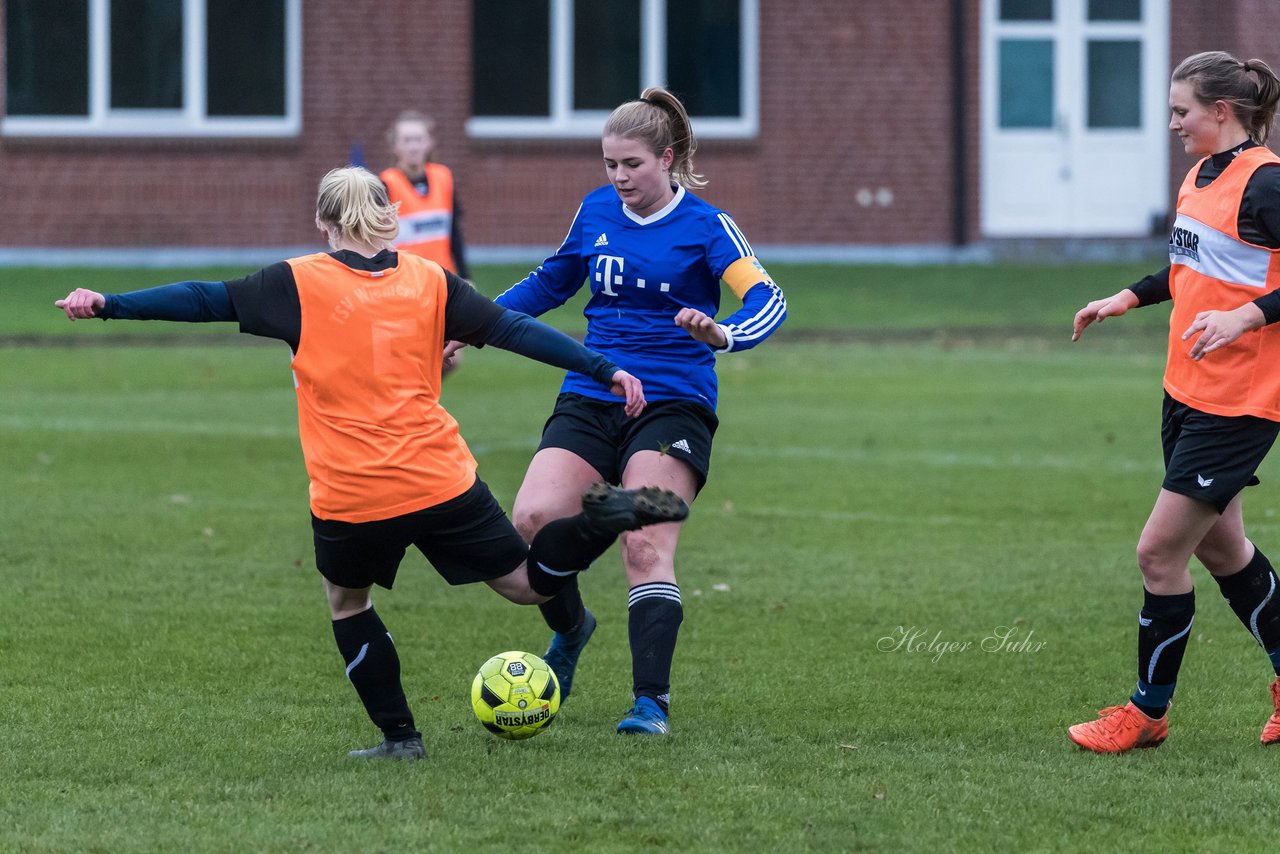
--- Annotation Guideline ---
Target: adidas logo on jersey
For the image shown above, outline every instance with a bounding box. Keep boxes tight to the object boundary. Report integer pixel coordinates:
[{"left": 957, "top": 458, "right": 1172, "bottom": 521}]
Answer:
[
  {"left": 594, "top": 233, "right": 609, "bottom": 247},
  {"left": 671, "top": 439, "right": 692, "bottom": 454}
]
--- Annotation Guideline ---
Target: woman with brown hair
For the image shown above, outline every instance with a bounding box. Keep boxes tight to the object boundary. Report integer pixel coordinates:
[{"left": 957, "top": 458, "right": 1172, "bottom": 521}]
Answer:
[
  {"left": 1070, "top": 51, "right": 1280, "bottom": 753},
  {"left": 489, "top": 88, "right": 788, "bottom": 735}
]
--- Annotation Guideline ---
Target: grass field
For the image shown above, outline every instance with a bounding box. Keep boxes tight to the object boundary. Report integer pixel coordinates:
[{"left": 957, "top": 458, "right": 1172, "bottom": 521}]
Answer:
[{"left": 4, "top": 262, "right": 1278, "bottom": 852}]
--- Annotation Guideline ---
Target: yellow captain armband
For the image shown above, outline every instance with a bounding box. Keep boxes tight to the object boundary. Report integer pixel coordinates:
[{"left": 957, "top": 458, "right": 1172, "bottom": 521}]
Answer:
[{"left": 721, "top": 256, "right": 774, "bottom": 300}]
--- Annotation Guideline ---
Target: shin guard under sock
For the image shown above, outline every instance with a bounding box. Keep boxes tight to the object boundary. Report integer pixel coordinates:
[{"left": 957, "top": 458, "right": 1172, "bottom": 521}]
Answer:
[
  {"left": 1213, "top": 547, "right": 1280, "bottom": 676},
  {"left": 332, "top": 608, "right": 419, "bottom": 740},
  {"left": 628, "top": 583, "right": 683, "bottom": 713},
  {"left": 1132, "top": 588, "right": 1194, "bottom": 718}
]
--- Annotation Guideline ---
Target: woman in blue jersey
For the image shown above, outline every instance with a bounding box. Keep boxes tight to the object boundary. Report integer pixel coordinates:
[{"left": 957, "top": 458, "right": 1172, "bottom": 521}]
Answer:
[{"left": 492, "top": 87, "right": 787, "bottom": 734}]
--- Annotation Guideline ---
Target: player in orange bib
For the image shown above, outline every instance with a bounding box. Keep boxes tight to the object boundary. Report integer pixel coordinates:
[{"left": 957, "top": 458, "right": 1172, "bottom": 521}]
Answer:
[
  {"left": 1069, "top": 52, "right": 1280, "bottom": 753},
  {"left": 53, "top": 166, "right": 689, "bottom": 760},
  {"left": 380, "top": 111, "right": 468, "bottom": 277}
]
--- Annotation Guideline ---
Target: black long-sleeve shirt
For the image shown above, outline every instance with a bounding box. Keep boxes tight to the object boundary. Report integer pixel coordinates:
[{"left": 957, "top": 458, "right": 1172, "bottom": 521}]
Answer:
[
  {"left": 100, "top": 249, "right": 618, "bottom": 385},
  {"left": 1129, "top": 140, "right": 1280, "bottom": 322}
]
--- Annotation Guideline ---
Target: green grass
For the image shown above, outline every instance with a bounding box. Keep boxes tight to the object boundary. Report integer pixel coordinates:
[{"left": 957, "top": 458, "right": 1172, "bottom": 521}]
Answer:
[
  {"left": 3, "top": 264, "right": 1277, "bottom": 851},
  {"left": 7, "top": 261, "right": 1166, "bottom": 337}
]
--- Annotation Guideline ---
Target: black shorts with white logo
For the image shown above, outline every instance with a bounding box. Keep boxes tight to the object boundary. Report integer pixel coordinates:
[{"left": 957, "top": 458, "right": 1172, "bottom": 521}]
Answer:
[
  {"left": 538, "top": 393, "right": 719, "bottom": 491},
  {"left": 311, "top": 478, "right": 528, "bottom": 590},
  {"left": 1160, "top": 392, "right": 1280, "bottom": 513}
]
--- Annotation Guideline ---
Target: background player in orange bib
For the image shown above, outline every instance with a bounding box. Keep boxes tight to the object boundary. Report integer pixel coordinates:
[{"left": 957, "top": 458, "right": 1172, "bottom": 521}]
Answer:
[
  {"left": 1069, "top": 51, "right": 1280, "bottom": 753},
  {"left": 53, "top": 166, "right": 688, "bottom": 760},
  {"left": 380, "top": 111, "right": 468, "bottom": 278}
]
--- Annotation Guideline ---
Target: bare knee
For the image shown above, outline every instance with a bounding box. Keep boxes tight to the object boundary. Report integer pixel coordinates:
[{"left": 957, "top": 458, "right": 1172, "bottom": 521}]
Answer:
[
  {"left": 1135, "top": 537, "right": 1187, "bottom": 589},
  {"left": 621, "top": 532, "right": 672, "bottom": 584},
  {"left": 512, "top": 503, "right": 554, "bottom": 544},
  {"left": 323, "top": 579, "right": 372, "bottom": 620}
]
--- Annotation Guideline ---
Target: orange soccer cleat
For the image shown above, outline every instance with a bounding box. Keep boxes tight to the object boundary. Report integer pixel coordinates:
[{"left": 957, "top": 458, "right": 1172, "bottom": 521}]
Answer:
[
  {"left": 1068, "top": 702, "right": 1168, "bottom": 754},
  {"left": 1262, "top": 678, "right": 1280, "bottom": 745}
]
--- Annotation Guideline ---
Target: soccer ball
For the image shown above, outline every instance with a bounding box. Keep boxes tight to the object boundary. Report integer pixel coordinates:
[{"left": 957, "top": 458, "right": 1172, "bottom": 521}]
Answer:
[{"left": 470, "top": 650, "right": 560, "bottom": 740}]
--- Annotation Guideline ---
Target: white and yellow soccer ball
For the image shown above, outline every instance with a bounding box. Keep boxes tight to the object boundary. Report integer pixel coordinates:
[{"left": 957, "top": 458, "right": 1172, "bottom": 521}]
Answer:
[{"left": 470, "top": 651, "right": 560, "bottom": 740}]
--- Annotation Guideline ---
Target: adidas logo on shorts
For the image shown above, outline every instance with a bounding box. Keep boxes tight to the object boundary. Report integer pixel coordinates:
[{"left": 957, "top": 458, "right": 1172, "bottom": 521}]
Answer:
[{"left": 671, "top": 439, "right": 692, "bottom": 454}]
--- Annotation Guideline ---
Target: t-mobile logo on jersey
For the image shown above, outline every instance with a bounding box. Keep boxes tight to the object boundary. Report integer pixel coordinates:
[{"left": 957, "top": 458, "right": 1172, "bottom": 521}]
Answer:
[
  {"left": 595, "top": 254, "right": 626, "bottom": 295},
  {"left": 593, "top": 254, "right": 670, "bottom": 296}
]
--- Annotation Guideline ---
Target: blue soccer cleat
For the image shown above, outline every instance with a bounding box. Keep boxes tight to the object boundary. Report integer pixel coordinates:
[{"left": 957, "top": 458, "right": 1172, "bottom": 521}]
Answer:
[
  {"left": 543, "top": 609, "right": 596, "bottom": 702},
  {"left": 616, "top": 696, "right": 670, "bottom": 735}
]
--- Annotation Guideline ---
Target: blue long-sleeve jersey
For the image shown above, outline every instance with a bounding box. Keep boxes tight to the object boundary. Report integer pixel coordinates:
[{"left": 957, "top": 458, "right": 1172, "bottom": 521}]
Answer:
[{"left": 495, "top": 185, "right": 787, "bottom": 410}]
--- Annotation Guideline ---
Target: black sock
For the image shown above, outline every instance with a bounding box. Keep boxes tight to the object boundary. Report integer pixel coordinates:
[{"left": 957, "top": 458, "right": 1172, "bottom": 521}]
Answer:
[
  {"left": 538, "top": 576, "right": 587, "bottom": 634},
  {"left": 1213, "top": 546, "right": 1280, "bottom": 676},
  {"left": 628, "top": 583, "right": 683, "bottom": 713},
  {"left": 526, "top": 515, "right": 618, "bottom": 597},
  {"left": 332, "top": 608, "right": 419, "bottom": 741},
  {"left": 1132, "top": 588, "right": 1195, "bottom": 718}
]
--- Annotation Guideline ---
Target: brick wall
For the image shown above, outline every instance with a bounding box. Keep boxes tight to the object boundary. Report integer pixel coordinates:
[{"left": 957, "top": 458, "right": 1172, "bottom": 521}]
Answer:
[{"left": 0, "top": 1, "right": 1276, "bottom": 252}]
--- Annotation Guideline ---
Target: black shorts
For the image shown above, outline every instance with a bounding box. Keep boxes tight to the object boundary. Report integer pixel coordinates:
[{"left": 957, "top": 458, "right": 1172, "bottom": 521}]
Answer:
[
  {"left": 1160, "top": 393, "right": 1280, "bottom": 513},
  {"left": 311, "top": 478, "right": 528, "bottom": 590},
  {"left": 539, "top": 393, "right": 719, "bottom": 491}
]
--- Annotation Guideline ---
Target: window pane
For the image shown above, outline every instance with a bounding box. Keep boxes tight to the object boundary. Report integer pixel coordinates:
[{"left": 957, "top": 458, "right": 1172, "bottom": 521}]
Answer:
[
  {"left": 666, "top": 0, "right": 741, "bottom": 117},
  {"left": 6, "top": 0, "right": 89, "bottom": 115},
  {"left": 206, "top": 0, "right": 285, "bottom": 116},
  {"left": 573, "top": 0, "right": 639, "bottom": 111},
  {"left": 473, "top": 0, "right": 549, "bottom": 116},
  {"left": 999, "top": 0, "right": 1052, "bottom": 21},
  {"left": 999, "top": 39, "right": 1053, "bottom": 128},
  {"left": 111, "top": 0, "right": 183, "bottom": 109},
  {"left": 1088, "top": 40, "right": 1140, "bottom": 128},
  {"left": 1088, "top": 0, "right": 1140, "bottom": 21}
]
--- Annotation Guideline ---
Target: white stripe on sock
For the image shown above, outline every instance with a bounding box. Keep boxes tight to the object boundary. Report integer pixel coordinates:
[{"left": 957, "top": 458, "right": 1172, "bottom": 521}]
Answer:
[
  {"left": 345, "top": 642, "right": 369, "bottom": 679},
  {"left": 537, "top": 561, "right": 578, "bottom": 578},
  {"left": 628, "top": 582, "right": 681, "bottom": 609}
]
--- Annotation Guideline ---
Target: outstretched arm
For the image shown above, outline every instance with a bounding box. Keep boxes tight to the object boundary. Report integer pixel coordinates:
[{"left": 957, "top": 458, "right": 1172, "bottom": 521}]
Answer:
[
  {"left": 441, "top": 270, "right": 644, "bottom": 416},
  {"left": 484, "top": 311, "right": 645, "bottom": 416},
  {"left": 55, "top": 281, "right": 236, "bottom": 322}
]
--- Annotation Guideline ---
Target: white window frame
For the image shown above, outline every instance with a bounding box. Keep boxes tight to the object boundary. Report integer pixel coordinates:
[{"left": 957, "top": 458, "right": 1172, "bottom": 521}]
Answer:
[
  {"left": 467, "top": 0, "right": 758, "bottom": 139},
  {"left": 2, "top": 0, "right": 302, "bottom": 138}
]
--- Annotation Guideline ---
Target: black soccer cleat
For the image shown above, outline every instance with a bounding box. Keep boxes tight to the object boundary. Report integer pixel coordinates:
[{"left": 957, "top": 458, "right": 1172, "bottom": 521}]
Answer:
[
  {"left": 347, "top": 736, "right": 425, "bottom": 761},
  {"left": 580, "top": 483, "right": 689, "bottom": 535}
]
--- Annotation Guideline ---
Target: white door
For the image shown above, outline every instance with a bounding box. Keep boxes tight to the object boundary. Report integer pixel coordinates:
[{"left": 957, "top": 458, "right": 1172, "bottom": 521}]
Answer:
[{"left": 981, "top": 0, "right": 1169, "bottom": 236}]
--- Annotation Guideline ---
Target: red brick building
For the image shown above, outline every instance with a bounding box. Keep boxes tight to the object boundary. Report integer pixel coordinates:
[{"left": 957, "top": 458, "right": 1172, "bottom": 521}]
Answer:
[{"left": 1, "top": 0, "right": 1278, "bottom": 256}]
